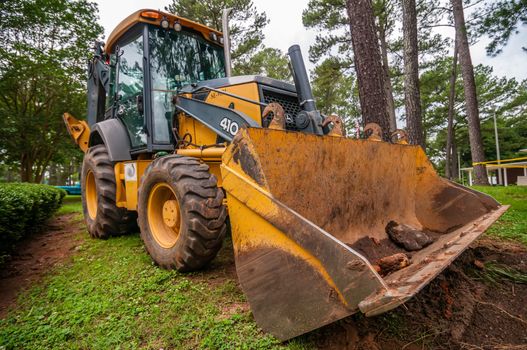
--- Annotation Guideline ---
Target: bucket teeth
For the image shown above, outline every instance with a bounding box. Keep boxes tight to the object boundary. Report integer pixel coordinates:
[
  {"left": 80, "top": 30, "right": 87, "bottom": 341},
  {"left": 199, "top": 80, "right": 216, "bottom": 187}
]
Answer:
[
  {"left": 364, "top": 122, "right": 383, "bottom": 141},
  {"left": 390, "top": 129, "right": 409, "bottom": 144},
  {"left": 262, "top": 102, "right": 286, "bottom": 130},
  {"left": 322, "top": 114, "right": 346, "bottom": 137}
]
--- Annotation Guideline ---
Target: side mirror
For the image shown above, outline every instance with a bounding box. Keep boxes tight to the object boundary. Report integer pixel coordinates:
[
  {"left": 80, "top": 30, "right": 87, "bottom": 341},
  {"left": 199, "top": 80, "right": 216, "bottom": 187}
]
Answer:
[{"left": 136, "top": 94, "right": 144, "bottom": 115}]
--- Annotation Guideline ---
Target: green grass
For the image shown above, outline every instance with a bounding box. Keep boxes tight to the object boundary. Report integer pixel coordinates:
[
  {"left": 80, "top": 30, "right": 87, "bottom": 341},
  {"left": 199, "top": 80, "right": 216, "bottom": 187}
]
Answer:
[
  {"left": 0, "top": 197, "right": 313, "bottom": 349},
  {"left": 472, "top": 185, "right": 527, "bottom": 245},
  {"left": 477, "top": 262, "right": 527, "bottom": 284},
  {"left": 56, "top": 195, "right": 82, "bottom": 215}
]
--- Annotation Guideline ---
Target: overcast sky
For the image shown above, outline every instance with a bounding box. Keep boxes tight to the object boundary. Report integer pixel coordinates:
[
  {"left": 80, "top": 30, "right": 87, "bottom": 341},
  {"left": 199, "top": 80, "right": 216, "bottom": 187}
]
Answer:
[{"left": 94, "top": 0, "right": 527, "bottom": 81}]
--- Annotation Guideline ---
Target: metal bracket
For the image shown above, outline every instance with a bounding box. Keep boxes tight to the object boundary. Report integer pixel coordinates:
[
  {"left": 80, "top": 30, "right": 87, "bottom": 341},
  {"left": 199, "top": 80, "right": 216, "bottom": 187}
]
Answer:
[{"left": 175, "top": 96, "right": 259, "bottom": 142}]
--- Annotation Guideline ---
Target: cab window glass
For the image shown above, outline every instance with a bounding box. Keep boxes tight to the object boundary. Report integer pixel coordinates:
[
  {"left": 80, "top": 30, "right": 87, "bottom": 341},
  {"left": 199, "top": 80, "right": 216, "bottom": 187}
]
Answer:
[
  {"left": 117, "top": 34, "right": 146, "bottom": 148},
  {"left": 149, "top": 27, "right": 225, "bottom": 144}
]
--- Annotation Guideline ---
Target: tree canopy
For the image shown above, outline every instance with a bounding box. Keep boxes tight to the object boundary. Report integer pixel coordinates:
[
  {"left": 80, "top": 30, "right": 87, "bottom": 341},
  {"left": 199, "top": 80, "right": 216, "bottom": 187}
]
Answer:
[
  {"left": 0, "top": 0, "right": 103, "bottom": 182},
  {"left": 311, "top": 57, "right": 360, "bottom": 133},
  {"left": 473, "top": 0, "right": 527, "bottom": 56},
  {"left": 234, "top": 48, "right": 291, "bottom": 81}
]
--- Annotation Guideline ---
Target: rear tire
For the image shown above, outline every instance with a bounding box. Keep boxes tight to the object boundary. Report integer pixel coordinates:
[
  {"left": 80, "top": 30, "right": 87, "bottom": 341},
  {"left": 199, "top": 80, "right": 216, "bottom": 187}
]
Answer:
[
  {"left": 138, "top": 155, "right": 226, "bottom": 271},
  {"left": 81, "top": 145, "right": 137, "bottom": 239}
]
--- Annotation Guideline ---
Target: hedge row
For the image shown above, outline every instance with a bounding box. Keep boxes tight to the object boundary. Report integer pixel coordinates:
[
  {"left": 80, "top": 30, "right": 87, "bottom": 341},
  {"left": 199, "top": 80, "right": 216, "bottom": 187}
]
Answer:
[{"left": 0, "top": 183, "right": 66, "bottom": 263}]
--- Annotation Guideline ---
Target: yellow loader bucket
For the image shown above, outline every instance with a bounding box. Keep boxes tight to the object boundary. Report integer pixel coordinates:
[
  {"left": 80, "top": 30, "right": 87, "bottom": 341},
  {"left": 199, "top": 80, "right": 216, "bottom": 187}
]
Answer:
[{"left": 220, "top": 127, "right": 507, "bottom": 341}]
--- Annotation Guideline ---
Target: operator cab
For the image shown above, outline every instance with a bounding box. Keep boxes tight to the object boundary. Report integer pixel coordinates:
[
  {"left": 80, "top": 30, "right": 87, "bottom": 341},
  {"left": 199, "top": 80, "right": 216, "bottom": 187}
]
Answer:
[{"left": 90, "top": 10, "right": 226, "bottom": 154}]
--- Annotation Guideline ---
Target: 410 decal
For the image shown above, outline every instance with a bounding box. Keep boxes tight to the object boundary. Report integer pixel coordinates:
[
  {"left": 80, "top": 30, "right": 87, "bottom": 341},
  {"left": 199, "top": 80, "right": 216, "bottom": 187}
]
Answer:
[{"left": 219, "top": 117, "right": 239, "bottom": 136}]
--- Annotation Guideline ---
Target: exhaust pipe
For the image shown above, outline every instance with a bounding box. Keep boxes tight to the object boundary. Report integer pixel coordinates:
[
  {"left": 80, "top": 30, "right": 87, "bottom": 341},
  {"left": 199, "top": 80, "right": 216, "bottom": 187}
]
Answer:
[
  {"left": 222, "top": 8, "right": 233, "bottom": 77},
  {"left": 288, "top": 45, "right": 316, "bottom": 112},
  {"left": 287, "top": 45, "right": 324, "bottom": 135}
]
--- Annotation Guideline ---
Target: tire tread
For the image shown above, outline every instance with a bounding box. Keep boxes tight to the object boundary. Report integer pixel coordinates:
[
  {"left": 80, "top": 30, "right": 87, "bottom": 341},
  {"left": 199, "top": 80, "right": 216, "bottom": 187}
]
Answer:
[{"left": 138, "top": 155, "right": 226, "bottom": 271}]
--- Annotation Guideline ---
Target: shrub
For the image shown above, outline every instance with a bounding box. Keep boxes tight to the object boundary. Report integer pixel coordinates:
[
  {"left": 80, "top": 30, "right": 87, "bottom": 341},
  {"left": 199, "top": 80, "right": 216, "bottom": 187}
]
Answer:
[{"left": 0, "top": 183, "right": 66, "bottom": 264}]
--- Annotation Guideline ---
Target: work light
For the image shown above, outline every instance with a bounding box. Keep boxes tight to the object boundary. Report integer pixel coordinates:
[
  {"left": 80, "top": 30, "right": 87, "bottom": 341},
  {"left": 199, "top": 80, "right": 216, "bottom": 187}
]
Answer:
[
  {"left": 174, "top": 21, "right": 182, "bottom": 31},
  {"left": 160, "top": 17, "right": 169, "bottom": 29}
]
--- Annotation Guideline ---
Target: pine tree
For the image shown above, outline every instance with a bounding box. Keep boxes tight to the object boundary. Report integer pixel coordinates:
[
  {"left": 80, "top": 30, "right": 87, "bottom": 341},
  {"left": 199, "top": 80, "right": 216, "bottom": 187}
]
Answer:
[
  {"left": 451, "top": 0, "right": 489, "bottom": 185},
  {"left": 402, "top": 0, "right": 424, "bottom": 148},
  {"left": 346, "top": 0, "right": 391, "bottom": 139},
  {"left": 474, "top": 0, "right": 527, "bottom": 56}
]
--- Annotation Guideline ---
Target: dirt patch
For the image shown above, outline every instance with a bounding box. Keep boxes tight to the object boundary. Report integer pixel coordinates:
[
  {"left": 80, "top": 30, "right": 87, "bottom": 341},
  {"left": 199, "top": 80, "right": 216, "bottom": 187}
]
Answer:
[
  {"left": 313, "top": 237, "right": 527, "bottom": 349},
  {"left": 220, "top": 301, "right": 251, "bottom": 319},
  {"left": 348, "top": 229, "right": 443, "bottom": 266},
  {"left": 190, "top": 236, "right": 238, "bottom": 287},
  {"left": 0, "top": 213, "right": 84, "bottom": 318}
]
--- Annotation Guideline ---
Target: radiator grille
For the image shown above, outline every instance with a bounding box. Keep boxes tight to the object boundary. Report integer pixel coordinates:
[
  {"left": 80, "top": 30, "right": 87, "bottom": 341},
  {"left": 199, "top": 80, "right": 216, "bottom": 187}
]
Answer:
[{"left": 261, "top": 89, "right": 301, "bottom": 130}]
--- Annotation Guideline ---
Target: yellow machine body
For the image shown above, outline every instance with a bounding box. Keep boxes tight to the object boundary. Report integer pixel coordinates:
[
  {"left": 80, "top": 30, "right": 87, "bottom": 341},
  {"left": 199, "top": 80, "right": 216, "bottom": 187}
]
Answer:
[
  {"left": 173, "top": 82, "right": 262, "bottom": 189},
  {"left": 176, "top": 83, "right": 261, "bottom": 147},
  {"left": 63, "top": 80, "right": 261, "bottom": 207}
]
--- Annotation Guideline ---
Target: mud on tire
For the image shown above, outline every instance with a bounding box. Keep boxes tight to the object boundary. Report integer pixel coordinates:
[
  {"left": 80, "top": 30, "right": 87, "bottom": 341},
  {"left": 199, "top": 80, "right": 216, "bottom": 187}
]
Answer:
[
  {"left": 81, "top": 145, "right": 138, "bottom": 239},
  {"left": 137, "top": 155, "right": 227, "bottom": 271}
]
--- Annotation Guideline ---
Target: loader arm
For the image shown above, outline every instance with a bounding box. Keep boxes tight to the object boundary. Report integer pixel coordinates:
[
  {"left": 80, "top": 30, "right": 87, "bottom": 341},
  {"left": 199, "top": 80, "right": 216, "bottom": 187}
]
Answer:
[{"left": 175, "top": 96, "right": 260, "bottom": 142}]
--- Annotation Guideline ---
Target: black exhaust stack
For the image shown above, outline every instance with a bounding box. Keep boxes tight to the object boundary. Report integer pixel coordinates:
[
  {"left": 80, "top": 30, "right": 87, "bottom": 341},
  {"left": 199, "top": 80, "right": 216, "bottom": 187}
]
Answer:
[{"left": 287, "top": 45, "right": 324, "bottom": 135}]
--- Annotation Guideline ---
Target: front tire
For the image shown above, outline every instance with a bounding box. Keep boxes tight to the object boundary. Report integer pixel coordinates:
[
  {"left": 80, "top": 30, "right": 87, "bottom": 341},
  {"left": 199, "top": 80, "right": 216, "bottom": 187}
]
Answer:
[
  {"left": 138, "top": 155, "right": 227, "bottom": 271},
  {"left": 81, "top": 145, "right": 137, "bottom": 239}
]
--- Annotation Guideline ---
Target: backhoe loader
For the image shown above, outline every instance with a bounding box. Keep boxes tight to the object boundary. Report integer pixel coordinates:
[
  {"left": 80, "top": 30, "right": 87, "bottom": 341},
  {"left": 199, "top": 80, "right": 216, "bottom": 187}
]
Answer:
[{"left": 64, "top": 9, "right": 507, "bottom": 341}]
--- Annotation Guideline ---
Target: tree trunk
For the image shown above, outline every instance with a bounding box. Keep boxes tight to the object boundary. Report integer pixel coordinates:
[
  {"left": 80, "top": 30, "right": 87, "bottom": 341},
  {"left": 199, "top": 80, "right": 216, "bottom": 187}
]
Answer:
[
  {"left": 34, "top": 172, "right": 44, "bottom": 184},
  {"left": 451, "top": 0, "right": 489, "bottom": 185},
  {"left": 49, "top": 163, "right": 59, "bottom": 185},
  {"left": 451, "top": 138, "right": 459, "bottom": 180},
  {"left": 58, "top": 164, "right": 68, "bottom": 185},
  {"left": 6, "top": 169, "right": 15, "bottom": 182},
  {"left": 378, "top": 22, "right": 397, "bottom": 131},
  {"left": 346, "top": 0, "right": 391, "bottom": 140},
  {"left": 34, "top": 155, "right": 52, "bottom": 184},
  {"left": 445, "top": 40, "right": 458, "bottom": 180},
  {"left": 20, "top": 154, "right": 33, "bottom": 183},
  {"left": 402, "top": 0, "right": 425, "bottom": 149}
]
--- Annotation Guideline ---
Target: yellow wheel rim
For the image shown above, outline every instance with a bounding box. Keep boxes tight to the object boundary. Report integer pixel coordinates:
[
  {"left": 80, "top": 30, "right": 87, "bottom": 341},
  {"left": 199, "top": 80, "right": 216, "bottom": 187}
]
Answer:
[
  {"left": 147, "top": 183, "right": 181, "bottom": 249},
  {"left": 85, "top": 170, "right": 98, "bottom": 220}
]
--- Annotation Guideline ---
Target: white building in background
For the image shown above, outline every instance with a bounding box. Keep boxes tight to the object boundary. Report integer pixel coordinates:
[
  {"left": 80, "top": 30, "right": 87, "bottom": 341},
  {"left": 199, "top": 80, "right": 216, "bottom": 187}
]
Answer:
[{"left": 461, "top": 159, "right": 527, "bottom": 186}]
